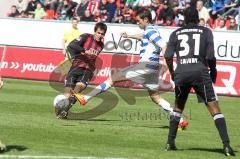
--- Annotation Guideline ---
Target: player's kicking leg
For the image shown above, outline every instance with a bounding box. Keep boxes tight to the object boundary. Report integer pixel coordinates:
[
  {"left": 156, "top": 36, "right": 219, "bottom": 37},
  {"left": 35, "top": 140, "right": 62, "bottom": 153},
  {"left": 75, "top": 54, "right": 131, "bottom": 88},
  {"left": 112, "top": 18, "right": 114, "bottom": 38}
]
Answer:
[
  {"left": 72, "top": 70, "right": 126, "bottom": 105},
  {"left": 55, "top": 67, "right": 91, "bottom": 119},
  {"left": 148, "top": 90, "right": 188, "bottom": 131},
  {"left": 55, "top": 82, "right": 87, "bottom": 119},
  {"left": 73, "top": 63, "right": 158, "bottom": 105}
]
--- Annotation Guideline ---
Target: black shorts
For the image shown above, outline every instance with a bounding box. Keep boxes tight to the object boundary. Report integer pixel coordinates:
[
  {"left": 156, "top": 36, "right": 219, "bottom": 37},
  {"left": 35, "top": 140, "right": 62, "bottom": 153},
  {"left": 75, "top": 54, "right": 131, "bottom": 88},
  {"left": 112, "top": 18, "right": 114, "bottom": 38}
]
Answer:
[
  {"left": 175, "top": 81, "right": 218, "bottom": 105},
  {"left": 65, "top": 67, "right": 93, "bottom": 88}
]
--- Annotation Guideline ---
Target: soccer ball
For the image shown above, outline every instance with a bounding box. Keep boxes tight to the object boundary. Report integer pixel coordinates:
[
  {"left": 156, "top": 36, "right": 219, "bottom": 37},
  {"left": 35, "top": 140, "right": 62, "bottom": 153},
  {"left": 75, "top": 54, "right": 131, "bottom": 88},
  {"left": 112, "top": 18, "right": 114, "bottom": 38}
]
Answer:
[{"left": 53, "top": 94, "right": 69, "bottom": 110}]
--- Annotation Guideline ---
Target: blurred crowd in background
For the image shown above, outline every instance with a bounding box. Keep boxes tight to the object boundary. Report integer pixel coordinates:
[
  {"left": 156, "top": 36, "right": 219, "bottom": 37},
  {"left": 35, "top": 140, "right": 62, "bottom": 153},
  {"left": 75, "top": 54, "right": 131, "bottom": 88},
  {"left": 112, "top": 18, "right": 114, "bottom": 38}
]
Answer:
[{"left": 6, "top": 0, "right": 240, "bottom": 30}]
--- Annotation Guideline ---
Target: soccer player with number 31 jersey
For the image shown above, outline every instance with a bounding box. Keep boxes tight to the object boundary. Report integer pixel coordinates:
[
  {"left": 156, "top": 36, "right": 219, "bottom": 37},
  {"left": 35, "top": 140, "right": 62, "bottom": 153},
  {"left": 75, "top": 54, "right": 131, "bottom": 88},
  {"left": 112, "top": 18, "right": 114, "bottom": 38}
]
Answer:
[{"left": 164, "top": 7, "right": 235, "bottom": 156}]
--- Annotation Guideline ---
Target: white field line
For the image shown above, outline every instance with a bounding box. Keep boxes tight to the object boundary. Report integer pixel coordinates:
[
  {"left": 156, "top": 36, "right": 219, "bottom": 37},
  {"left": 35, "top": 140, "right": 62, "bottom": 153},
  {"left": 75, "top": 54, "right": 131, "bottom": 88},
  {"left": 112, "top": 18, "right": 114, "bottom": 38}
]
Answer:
[{"left": 0, "top": 155, "right": 127, "bottom": 159}]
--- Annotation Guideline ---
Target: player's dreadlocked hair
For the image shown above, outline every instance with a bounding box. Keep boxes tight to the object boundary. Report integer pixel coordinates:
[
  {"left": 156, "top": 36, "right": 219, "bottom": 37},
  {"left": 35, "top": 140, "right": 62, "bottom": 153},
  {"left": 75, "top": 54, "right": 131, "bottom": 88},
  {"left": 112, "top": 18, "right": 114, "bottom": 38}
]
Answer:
[
  {"left": 184, "top": 7, "right": 199, "bottom": 24},
  {"left": 137, "top": 9, "right": 152, "bottom": 23}
]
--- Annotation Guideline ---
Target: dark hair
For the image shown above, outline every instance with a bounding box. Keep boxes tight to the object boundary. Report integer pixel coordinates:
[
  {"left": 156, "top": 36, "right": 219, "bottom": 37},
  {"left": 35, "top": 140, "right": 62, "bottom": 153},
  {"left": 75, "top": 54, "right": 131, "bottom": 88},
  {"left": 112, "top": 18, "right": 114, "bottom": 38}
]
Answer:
[
  {"left": 184, "top": 7, "right": 199, "bottom": 24},
  {"left": 94, "top": 22, "right": 107, "bottom": 34},
  {"left": 137, "top": 10, "right": 152, "bottom": 23}
]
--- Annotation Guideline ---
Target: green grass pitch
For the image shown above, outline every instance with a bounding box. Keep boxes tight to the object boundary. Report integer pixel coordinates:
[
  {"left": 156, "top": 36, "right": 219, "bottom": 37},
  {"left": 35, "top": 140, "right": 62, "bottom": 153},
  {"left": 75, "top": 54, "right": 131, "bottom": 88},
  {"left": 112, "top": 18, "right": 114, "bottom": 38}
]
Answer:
[{"left": 0, "top": 78, "right": 239, "bottom": 159}]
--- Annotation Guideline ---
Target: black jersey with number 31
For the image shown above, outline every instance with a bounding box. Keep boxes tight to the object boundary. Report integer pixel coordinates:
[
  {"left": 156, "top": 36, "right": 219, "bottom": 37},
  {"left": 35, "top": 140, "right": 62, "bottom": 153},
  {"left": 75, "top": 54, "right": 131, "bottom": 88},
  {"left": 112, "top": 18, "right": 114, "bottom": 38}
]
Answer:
[{"left": 165, "top": 24, "right": 215, "bottom": 85}]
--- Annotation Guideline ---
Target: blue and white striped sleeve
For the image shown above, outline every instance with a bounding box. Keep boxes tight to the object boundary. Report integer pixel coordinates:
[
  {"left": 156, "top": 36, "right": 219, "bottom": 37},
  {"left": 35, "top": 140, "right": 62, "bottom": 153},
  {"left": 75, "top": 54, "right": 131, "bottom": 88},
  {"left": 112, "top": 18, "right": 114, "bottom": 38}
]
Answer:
[{"left": 145, "top": 28, "right": 166, "bottom": 48}]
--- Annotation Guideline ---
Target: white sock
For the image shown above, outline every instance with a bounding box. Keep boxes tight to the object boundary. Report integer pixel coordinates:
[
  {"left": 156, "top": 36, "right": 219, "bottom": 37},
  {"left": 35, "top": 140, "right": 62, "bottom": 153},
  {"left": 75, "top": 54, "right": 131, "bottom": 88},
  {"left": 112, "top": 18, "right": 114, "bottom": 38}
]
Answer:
[
  {"left": 84, "top": 81, "right": 112, "bottom": 102},
  {"left": 159, "top": 99, "right": 185, "bottom": 122},
  {"left": 178, "top": 116, "right": 182, "bottom": 121},
  {"left": 158, "top": 98, "right": 173, "bottom": 113}
]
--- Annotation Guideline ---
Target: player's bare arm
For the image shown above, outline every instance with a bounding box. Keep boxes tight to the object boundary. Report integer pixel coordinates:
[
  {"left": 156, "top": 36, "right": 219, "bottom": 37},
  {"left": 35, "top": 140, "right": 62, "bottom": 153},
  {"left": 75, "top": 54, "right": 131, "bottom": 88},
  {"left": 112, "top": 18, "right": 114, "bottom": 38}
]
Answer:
[
  {"left": 163, "top": 45, "right": 174, "bottom": 80},
  {"left": 165, "top": 58, "right": 174, "bottom": 81},
  {"left": 121, "top": 32, "right": 143, "bottom": 40}
]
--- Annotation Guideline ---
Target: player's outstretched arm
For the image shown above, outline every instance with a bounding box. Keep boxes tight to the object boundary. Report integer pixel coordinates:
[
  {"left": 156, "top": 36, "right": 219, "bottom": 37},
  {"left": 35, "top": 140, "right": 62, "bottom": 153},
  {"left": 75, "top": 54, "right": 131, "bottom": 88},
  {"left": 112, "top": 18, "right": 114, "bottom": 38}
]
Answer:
[
  {"left": 121, "top": 32, "right": 143, "bottom": 40},
  {"left": 67, "top": 34, "right": 88, "bottom": 58}
]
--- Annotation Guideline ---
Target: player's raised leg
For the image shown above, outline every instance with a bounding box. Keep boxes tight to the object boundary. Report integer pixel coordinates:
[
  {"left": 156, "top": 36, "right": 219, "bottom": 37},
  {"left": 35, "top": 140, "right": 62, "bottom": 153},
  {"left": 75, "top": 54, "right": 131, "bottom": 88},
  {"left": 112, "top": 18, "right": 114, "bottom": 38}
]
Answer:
[
  {"left": 68, "top": 82, "right": 87, "bottom": 106},
  {"left": 148, "top": 90, "right": 188, "bottom": 131},
  {"left": 55, "top": 67, "right": 90, "bottom": 118},
  {"left": 148, "top": 90, "right": 173, "bottom": 113},
  {"left": 73, "top": 70, "right": 127, "bottom": 105}
]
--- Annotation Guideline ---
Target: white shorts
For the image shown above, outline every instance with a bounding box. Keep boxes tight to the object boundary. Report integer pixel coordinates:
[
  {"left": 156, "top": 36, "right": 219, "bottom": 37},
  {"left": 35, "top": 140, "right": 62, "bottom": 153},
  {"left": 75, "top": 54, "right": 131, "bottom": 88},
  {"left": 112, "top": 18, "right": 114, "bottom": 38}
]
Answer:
[{"left": 121, "top": 63, "right": 174, "bottom": 91}]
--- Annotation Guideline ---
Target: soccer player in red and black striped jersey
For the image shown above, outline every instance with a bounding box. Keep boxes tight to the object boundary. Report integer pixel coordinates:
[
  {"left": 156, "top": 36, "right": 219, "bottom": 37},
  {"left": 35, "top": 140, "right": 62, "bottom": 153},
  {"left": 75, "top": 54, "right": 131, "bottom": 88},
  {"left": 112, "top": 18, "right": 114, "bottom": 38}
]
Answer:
[
  {"left": 164, "top": 7, "right": 235, "bottom": 156},
  {"left": 55, "top": 22, "right": 107, "bottom": 118}
]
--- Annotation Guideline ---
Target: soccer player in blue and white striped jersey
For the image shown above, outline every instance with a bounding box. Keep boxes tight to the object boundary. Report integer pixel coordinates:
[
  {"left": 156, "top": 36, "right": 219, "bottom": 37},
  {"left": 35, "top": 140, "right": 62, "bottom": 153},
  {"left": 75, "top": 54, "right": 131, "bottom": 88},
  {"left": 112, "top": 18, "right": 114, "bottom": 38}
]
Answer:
[
  {"left": 72, "top": 10, "right": 188, "bottom": 127},
  {"left": 138, "top": 24, "right": 166, "bottom": 69}
]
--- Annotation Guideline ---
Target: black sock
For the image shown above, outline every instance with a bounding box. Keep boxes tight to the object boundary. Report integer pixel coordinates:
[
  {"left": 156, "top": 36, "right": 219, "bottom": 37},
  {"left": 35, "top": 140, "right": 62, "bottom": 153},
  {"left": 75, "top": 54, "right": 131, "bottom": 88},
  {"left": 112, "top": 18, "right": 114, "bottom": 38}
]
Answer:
[
  {"left": 213, "top": 113, "right": 230, "bottom": 147},
  {"left": 167, "top": 111, "right": 181, "bottom": 145},
  {"left": 69, "top": 96, "right": 77, "bottom": 106}
]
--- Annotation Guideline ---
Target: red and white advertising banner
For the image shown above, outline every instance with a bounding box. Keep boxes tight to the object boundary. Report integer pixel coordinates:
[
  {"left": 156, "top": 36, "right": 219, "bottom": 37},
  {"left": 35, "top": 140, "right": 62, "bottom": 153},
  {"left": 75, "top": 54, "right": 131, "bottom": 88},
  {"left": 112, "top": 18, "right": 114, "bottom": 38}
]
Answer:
[
  {"left": 1, "top": 46, "right": 240, "bottom": 96},
  {"left": 215, "top": 61, "right": 240, "bottom": 96},
  {"left": 1, "top": 19, "right": 240, "bottom": 61},
  {"left": 0, "top": 46, "right": 63, "bottom": 80}
]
